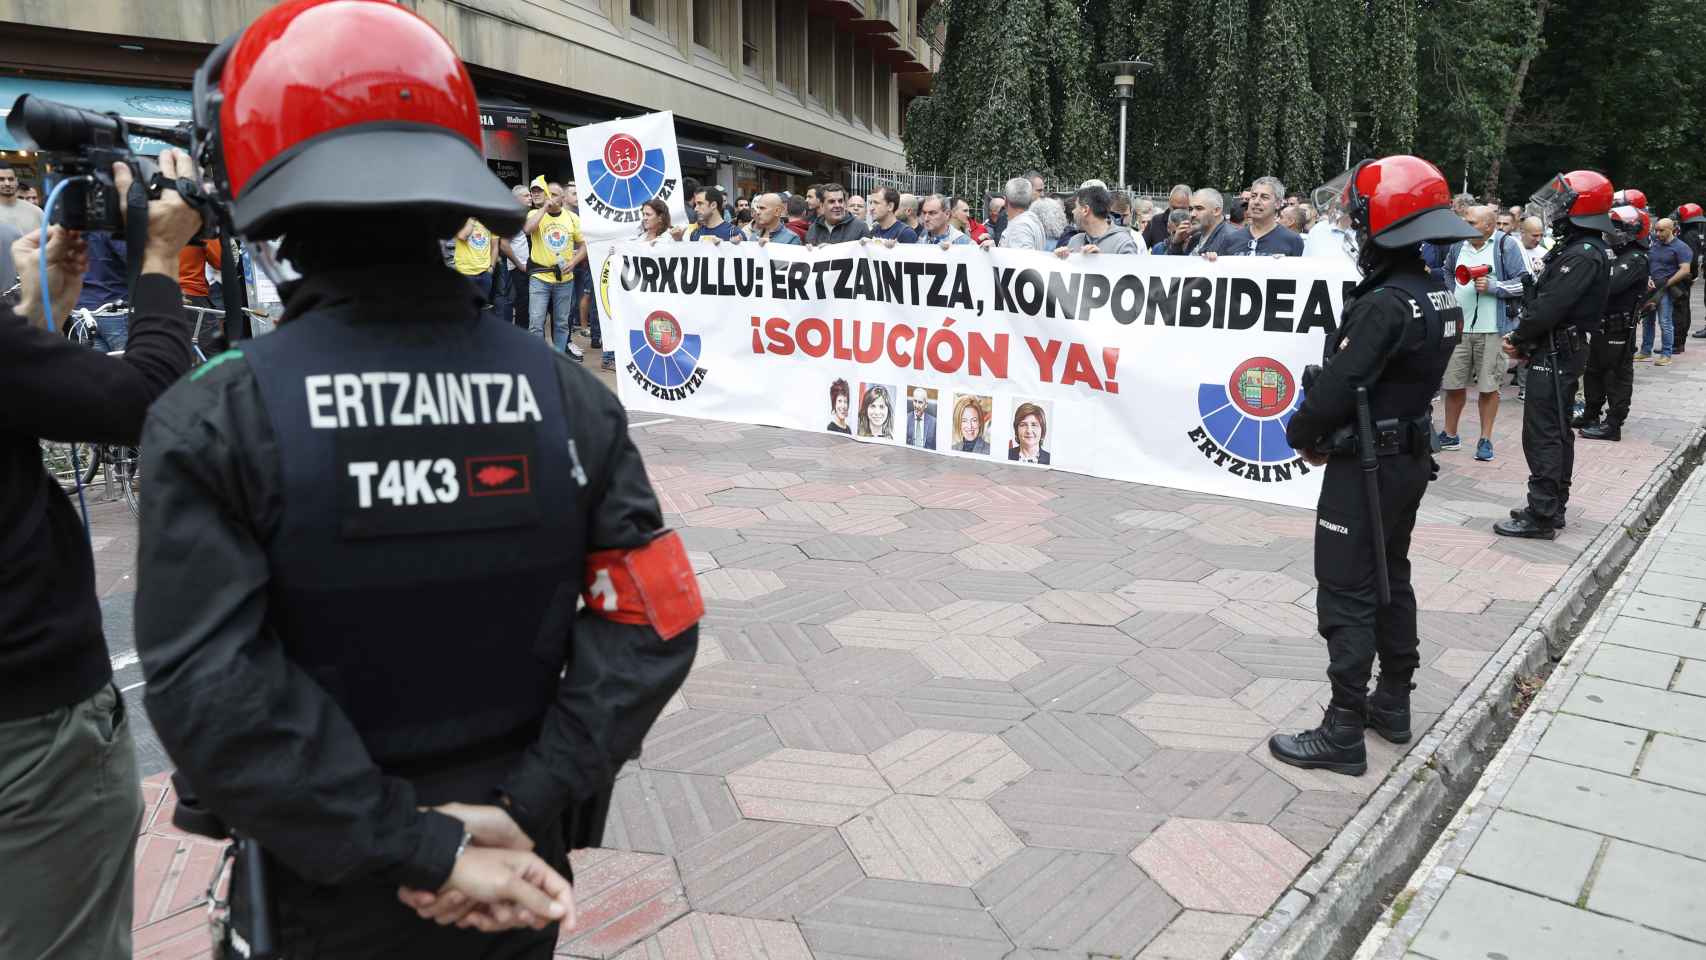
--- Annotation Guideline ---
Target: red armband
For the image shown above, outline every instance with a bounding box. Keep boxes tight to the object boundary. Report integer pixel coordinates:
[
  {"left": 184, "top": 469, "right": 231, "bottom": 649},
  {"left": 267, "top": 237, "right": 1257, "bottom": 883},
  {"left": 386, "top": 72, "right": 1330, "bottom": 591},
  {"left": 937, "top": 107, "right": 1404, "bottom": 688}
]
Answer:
[{"left": 583, "top": 530, "right": 703, "bottom": 641}]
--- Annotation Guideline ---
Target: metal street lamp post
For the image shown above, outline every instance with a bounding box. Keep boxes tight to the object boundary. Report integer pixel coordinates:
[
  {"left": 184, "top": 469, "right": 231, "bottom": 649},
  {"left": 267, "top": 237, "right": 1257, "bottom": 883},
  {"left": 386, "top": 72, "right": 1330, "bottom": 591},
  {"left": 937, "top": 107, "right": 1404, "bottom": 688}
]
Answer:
[
  {"left": 1100, "top": 58, "right": 1153, "bottom": 191},
  {"left": 1345, "top": 119, "right": 1357, "bottom": 171}
]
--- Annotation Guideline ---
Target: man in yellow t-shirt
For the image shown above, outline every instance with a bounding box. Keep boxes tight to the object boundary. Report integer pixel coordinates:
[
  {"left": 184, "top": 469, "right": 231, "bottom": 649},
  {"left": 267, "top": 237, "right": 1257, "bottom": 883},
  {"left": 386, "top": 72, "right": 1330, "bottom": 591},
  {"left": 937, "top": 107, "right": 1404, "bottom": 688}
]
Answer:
[
  {"left": 452, "top": 217, "right": 495, "bottom": 314},
  {"left": 524, "top": 181, "right": 586, "bottom": 360}
]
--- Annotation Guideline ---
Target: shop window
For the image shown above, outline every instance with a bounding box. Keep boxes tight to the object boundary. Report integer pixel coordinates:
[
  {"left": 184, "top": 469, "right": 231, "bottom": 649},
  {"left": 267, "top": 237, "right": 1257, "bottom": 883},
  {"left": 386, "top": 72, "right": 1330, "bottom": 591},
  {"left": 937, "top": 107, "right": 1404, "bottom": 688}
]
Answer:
[{"left": 630, "top": 0, "right": 656, "bottom": 24}]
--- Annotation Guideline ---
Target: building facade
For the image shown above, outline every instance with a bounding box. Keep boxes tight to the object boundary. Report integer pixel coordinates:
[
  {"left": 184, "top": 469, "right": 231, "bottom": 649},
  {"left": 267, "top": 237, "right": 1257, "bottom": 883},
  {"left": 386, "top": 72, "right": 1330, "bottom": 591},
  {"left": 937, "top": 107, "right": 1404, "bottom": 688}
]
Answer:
[{"left": 0, "top": 0, "right": 939, "bottom": 196}]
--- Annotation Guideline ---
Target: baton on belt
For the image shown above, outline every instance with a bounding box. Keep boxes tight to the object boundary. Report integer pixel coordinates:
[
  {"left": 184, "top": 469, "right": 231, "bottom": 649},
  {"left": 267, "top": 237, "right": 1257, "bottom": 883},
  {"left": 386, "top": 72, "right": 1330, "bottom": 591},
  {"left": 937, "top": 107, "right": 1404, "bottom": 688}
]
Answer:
[
  {"left": 1547, "top": 329, "right": 1568, "bottom": 441},
  {"left": 1355, "top": 386, "right": 1392, "bottom": 606},
  {"left": 171, "top": 772, "right": 280, "bottom": 960}
]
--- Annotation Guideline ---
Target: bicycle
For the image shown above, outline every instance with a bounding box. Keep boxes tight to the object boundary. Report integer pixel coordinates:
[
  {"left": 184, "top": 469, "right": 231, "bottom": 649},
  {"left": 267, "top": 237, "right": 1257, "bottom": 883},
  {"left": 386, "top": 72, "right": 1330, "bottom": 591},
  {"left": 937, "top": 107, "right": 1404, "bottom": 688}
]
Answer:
[
  {"left": 181, "top": 301, "right": 270, "bottom": 362},
  {"left": 63, "top": 301, "right": 144, "bottom": 515}
]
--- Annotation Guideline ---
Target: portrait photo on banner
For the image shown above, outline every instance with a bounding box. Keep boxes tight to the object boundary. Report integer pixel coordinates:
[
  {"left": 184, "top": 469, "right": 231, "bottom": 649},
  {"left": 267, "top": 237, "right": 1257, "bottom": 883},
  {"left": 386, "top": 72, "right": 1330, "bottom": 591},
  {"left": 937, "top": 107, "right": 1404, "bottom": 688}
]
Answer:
[
  {"left": 1007, "top": 397, "right": 1054, "bottom": 466},
  {"left": 903, "top": 386, "right": 939, "bottom": 451},
  {"left": 858, "top": 383, "right": 897, "bottom": 440},
  {"left": 826, "top": 378, "right": 853, "bottom": 435},
  {"left": 949, "top": 393, "right": 993, "bottom": 456}
]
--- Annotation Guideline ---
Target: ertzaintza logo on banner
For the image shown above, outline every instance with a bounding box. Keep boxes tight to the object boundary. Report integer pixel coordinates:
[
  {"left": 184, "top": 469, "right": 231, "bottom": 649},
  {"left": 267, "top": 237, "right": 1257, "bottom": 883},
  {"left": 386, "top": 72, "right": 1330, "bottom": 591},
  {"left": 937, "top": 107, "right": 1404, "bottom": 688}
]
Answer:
[
  {"left": 1186, "top": 356, "right": 1311, "bottom": 483},
  {"left": 584, "top": 132, "right": 678, "bottom": 224},
  {"left": 627, "top": 309, "right": 708, "bottom": 401}
]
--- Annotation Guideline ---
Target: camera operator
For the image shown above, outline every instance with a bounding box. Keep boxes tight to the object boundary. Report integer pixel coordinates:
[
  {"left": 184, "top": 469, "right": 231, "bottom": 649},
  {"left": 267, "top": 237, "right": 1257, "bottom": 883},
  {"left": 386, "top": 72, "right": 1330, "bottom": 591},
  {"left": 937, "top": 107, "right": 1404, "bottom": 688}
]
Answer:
[{"left": 0, "top": 149, "right": 202, "bottom": 960}]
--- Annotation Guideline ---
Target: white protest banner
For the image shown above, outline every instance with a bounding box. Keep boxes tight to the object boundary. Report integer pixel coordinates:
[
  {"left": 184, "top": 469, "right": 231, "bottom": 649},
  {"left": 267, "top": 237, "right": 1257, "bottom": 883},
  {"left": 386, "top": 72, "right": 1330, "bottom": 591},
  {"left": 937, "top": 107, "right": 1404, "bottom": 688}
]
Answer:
[
  {"left": 568, "top": 111, "right": 690, "bottom": 241},
  {"left": 591, "top": 240, "right": 1359, "bottom": 509}
]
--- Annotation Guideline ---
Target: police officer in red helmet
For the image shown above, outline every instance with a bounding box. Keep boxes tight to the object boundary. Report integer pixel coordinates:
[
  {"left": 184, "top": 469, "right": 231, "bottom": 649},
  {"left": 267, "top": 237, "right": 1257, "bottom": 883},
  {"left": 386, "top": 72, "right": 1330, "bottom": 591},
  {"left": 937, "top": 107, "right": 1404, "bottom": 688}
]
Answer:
[
  {"left": 1676, "top": 202, "right": 1706, "bottom": 346},
  {"left": 1269, "top": 156, "right": 1478, "bottom": 776},
  {"left": 1577, "top": 205, "right": 1650, "bottom": 442},
  {"left": 1496, "top": 171, "right": 1614, "bottom": 539},
  {"left": 132, "top": 1, "right": 700, "bottom": 954}
]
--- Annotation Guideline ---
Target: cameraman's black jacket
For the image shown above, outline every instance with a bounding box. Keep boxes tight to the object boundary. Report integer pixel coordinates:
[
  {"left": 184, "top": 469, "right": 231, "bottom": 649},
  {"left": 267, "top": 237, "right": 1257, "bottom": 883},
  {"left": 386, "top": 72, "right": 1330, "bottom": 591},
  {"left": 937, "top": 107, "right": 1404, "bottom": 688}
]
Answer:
[
  {"left": 1285, "top": 257, "right": 1461, "bottom": 449},
  {"left": 134, "top": 267, "right": 695, "bottom": 894},
  {"left": 0, "top": 274, "right": 191, "bottom": 721},
  {"left": 1510, "top": 231, "right": 1611, "bottom": 343}
]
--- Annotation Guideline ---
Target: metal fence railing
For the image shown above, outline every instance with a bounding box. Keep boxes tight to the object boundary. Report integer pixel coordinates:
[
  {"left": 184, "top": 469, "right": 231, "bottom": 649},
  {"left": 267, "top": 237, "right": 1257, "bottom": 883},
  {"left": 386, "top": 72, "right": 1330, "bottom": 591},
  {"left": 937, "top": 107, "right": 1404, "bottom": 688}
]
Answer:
[{"left": 848, "top": 161, "right": 1166, "bottom": 209}]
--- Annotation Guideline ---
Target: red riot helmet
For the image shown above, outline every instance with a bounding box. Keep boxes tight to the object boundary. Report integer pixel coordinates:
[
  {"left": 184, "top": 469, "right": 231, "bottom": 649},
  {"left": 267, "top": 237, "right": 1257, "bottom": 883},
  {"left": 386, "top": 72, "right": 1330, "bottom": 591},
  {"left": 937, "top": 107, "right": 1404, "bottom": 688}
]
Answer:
[
  {"left": 1679, "top": 202, "right": 1706, "bottom": 225},
  {"left": 1312, "top": 155, "right": 1480, "bottom": 250},
  {"left": 1608, "top": 205, "right": 1649, "bottom": 246},
  {"left": 1613, "top": 188, "right": 1648, "bottom": 211},
  {"left": 1530, "top": 170, "right": 1615, "bottom": 233},
  {"left": 191, "top": 0, "right": 523, "bottom": 240}
]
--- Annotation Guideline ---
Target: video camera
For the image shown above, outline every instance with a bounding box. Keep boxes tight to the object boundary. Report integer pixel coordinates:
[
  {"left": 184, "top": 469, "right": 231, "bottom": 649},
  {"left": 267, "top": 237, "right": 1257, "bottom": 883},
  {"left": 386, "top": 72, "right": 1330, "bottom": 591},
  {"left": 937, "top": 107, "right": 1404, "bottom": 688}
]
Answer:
[{"left": 6, "top": 94, "right": 205, "bottom": 233}]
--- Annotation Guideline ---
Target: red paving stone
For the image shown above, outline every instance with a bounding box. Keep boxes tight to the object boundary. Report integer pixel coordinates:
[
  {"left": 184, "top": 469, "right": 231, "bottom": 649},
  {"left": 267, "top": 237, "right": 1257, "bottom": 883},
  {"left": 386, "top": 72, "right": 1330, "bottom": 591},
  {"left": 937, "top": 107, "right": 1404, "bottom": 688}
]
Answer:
[{"left": 557, "top": 849, "right": 691, "bottom": 958}]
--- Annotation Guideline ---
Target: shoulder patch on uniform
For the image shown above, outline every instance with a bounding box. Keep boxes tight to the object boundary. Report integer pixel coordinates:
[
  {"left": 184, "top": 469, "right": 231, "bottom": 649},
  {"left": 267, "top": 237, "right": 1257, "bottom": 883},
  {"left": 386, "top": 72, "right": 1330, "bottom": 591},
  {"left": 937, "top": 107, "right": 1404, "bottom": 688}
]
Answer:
[{"left": 189, "top": 349, "right": 245, "bottom": 381}]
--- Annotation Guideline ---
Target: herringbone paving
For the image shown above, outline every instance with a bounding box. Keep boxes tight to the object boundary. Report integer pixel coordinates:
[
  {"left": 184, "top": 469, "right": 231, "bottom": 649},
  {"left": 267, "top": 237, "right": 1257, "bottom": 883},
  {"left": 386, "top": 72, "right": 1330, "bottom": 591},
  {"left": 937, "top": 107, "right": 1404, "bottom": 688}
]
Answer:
[{"left": 117, "top": 308, "right": 1706, "bottom": 957}]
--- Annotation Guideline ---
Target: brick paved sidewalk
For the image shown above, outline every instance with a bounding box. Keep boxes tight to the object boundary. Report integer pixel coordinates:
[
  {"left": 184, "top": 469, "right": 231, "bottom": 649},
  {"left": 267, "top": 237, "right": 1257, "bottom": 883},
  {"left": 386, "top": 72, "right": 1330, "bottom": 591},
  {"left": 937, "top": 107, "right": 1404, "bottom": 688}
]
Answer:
[
  {"left": 1358, "top": 449, "right": 1706, "bottom": 960},
  {"left": 127, "top": 322, "right": 1706, "bottom": 958}
]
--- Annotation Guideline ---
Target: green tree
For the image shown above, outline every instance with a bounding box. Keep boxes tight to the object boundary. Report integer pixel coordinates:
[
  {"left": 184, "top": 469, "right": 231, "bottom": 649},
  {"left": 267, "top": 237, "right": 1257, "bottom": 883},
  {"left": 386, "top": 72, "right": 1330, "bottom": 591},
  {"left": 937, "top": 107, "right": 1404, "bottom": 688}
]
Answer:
[
  {"left": 1308, "top": 0, "right": 1363, "bottom": 175},
  {"left": 1252, "top": 0, "right": 1326, "bottom": 190},
  {"left": 1411, "top": 0, "right": 1541, "bottom": 200},
  {"left": 1203, "top": 0, "right": 1251, "bottom": 188},
  {"left": 1361, "top": 0, "right": 1418, "bottom": 155},
  {"left": 1041, "top": 0, "right": 1115, "bottom": 183}
]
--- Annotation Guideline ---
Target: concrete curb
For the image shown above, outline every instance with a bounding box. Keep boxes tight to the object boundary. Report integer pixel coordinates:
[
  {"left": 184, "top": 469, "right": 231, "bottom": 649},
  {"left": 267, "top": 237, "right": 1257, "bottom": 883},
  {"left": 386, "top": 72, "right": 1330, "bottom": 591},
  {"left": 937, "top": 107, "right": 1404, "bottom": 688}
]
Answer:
[
  {"left": 1231, "top": 422, "right": 1706, "bottom": 960},
  {"left": 1352, "top": 459, "right": 1706, "bottom": 959}
]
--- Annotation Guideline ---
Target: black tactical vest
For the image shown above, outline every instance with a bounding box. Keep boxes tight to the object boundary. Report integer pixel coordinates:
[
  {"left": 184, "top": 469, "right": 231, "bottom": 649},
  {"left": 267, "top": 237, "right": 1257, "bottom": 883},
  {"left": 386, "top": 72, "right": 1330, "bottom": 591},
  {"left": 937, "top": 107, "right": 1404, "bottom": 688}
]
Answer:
[
  {"left": 243, "top": 308, "right": 581, "bottom": 771},
  {"left": 1605, "top": 247, "right": 1651, "bottom": 321},
  {"left": 1342, "top": 268, "right": 1464, "bottom": 423},
  {"left": 1539, "top": 234, "right": 1612, "bottom": 334}
]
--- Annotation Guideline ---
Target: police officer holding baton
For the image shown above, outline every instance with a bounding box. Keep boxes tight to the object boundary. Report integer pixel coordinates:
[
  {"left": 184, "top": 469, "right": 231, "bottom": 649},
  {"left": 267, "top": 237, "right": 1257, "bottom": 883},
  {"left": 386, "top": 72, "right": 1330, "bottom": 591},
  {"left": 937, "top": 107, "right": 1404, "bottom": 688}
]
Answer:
[
  {"left": 1268, "top": 156, "right": 1477, "bottom": 776},
  {"left": 133, "top": 2, "right": 700, "bottom": 954},
  {"left": 1495, "top": 171, "right": 1614, "bottom": 539}
]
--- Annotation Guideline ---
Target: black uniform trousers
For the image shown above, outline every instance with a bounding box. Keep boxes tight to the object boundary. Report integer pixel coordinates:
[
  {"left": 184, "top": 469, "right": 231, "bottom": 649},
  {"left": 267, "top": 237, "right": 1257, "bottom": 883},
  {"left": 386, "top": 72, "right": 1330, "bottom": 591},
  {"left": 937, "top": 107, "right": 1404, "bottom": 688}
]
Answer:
[
  {"left": 1581, "top": 319, "right": 1636, "bottom": 427},
  {"left": 1521, "top": 337, "right": 1581, "bottom": 525},
  {"left": 1674, "top": 283, "right": 1693, "bottom": 346},
  {"left": 1314, "top": 449, "right": 1430, "bottom": 711}
]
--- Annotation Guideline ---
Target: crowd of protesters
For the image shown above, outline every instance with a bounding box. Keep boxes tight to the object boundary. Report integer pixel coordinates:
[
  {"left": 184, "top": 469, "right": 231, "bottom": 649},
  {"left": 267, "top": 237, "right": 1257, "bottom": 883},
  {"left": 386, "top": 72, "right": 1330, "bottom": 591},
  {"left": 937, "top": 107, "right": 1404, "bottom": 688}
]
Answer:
[{"left": 642, "top": 172, "right": 1353, "bottom": 266}]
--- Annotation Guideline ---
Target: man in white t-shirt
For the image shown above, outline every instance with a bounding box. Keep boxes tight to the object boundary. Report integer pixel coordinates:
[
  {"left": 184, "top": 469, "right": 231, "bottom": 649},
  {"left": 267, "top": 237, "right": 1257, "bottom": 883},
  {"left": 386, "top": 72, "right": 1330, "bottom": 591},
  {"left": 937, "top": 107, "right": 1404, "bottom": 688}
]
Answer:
[
  {"left": 0, "top": 163, "right": 44, "bottom": 236},
  {"left": 1518, "top": 215, "right": 1547, "bottom": 274}
]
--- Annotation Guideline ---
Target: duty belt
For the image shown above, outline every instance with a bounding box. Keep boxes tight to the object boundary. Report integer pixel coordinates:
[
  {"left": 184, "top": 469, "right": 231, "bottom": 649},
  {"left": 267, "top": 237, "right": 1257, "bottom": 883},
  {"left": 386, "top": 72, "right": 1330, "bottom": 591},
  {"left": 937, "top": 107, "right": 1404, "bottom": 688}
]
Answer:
[{"left": 1325, "top": 414, "right": 1432, "bottom": 459}]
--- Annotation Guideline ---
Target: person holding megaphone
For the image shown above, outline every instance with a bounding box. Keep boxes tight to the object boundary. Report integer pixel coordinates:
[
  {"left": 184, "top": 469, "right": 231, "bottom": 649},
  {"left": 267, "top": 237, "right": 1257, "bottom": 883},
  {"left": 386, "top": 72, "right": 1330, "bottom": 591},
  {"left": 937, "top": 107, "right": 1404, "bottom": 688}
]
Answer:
[{"left": 1435, "top": 205, "right": 1528, "bottom": 462}]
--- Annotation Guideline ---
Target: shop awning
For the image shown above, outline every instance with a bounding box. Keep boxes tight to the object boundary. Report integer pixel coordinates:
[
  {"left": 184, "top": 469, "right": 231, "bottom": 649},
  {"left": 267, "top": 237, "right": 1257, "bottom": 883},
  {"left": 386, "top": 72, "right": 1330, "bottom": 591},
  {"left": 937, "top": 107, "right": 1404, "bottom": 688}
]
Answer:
[
  {"left": 478, "top": 96, "right": 532, "bottom": 133},
  {"left": 719, "top": 143, "right": 812, "bottom": 177},
  {"left": 677, "top": 137, "right": 723, "bottom": 167},
  {"left": 0, "top": 78, "right": 194, "bottom": 155}
]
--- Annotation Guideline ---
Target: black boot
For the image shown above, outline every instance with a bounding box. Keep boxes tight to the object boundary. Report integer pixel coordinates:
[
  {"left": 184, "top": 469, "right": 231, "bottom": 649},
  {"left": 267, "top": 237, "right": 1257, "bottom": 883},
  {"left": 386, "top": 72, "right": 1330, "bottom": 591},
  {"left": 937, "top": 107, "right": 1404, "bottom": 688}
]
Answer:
[
  {"left": 1509, "top": 506, "right": 1565, "bottom": 529},
  {"left": 1581, "top": 422, "right": 1621, "bottom": 441},
  {"left": 1495, "top": 513, "right": 1557, "bottom": 539},
  {"left": 1366, "top": 678, "right": 1416, "bottom": 744},
  {"left": 1268, "top": 706, "right": 1367, "bottom": 776},
  {"left": 1570, "top": 413, "right": 1597, "bottom": 429}
]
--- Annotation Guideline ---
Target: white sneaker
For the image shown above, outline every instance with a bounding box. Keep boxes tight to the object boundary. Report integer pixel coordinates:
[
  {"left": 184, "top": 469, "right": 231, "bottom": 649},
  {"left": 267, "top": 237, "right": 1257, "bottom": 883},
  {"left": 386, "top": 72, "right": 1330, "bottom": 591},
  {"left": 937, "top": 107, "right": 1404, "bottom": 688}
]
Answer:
[{"left": 566, "top": 341, "right": 585, "bottom": 361}]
